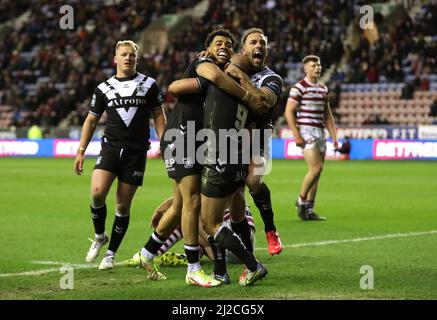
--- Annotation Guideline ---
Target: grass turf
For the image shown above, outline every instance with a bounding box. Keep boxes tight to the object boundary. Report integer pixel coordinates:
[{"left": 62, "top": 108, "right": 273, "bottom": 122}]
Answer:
[{"left": 0, "top": 158, "right": 436, "bottom": 299}]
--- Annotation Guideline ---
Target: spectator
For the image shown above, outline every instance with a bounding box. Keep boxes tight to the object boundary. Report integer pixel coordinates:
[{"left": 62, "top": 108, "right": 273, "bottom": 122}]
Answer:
[
  {"left": 27, "top": 121, "right": 43, "bottom": 139},
  {"left": 401, "top": 81, "right": 415, "bottom": 100},
  {"left": 429, "top": 99, "right": 437, "bottom": 117}
]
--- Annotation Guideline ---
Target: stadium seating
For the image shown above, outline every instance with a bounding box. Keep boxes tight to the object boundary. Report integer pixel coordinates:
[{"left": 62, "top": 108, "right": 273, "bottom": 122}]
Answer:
[
  {"left": 0, "top": 0, "right": 436, "bottom": 130},
  {"left": 337, "top": 90, "right": 437, "bottom": 126}
]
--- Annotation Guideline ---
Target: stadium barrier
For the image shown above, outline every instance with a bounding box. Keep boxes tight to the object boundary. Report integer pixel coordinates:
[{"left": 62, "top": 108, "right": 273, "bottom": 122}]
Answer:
[
  {"left": 2, "top": 138, "right": 437, "bottom": 160},
  {"left": 0, "top": 139, "right": 161, "bottom": 158},
  {"left": 278, "top": 125, "right": 420, "bottom": 140}
]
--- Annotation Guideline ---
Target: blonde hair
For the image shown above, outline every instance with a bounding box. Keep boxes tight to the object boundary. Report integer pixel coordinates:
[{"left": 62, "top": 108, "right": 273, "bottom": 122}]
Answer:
[
  {"left": 302, "top": 55, "right": 320, "bottom": 65},
  {"left": 115, "top": 40, "right": 139, "bottom": 54}
]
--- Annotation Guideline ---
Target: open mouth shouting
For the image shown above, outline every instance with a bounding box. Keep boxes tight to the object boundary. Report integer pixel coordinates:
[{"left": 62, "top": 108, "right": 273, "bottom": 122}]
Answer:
[{"left": 253, "top": 50, "right": 264, "bottom": 65}]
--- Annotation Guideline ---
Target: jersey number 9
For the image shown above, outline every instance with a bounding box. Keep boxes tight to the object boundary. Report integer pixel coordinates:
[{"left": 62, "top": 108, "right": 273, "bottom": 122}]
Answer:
[{"left": 235, "top": 104, "right": 248, "bottom": 130}]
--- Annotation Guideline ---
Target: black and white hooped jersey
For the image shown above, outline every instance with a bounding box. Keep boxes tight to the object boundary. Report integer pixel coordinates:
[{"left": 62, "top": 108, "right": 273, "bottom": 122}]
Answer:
[
  {"left": 249, "top": 66, "right": 283, "bottom": 124},
  {"left": 89, "top": 72, "right": 163, "bottom": 151}
]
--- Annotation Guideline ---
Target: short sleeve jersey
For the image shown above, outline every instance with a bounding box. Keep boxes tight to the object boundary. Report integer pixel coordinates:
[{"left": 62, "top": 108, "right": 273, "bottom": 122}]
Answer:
[
  {"left": 89, "top": 73, "right": 162, "bottom": 151},
  {"left": 162, "top": 57, "right": 214, "bottom": 140},
  {"left": 249, "top": 66, "right": 283, "bottom": 125},
  {"left": 288, "top": 78, "right": 328, "bottom": 128}
]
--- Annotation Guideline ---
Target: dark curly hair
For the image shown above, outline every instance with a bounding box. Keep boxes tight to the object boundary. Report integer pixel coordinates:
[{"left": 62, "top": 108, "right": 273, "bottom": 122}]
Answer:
[{"left": 204, "top": 29, "right": 237, "bottom": 49}]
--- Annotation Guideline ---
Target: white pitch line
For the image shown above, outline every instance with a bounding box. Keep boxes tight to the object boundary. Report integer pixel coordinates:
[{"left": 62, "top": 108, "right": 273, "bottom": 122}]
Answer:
[
  {"left": 256, "top": 229, "right": 437, "bottom": 251},
  {"left": 1, "top": 230, "right": 436, "bottom": 278},
  {"left": 0, "top": 264, "right": 97, "bottom": 278},
  {"left": 30, "top": 261, "right": 95, "bottom": 268}
]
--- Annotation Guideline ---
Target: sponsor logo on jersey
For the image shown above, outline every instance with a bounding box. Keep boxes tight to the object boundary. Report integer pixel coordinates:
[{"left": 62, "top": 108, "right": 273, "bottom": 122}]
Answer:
[
  {"left": 108, "top": 98, "right": 147, "bottom": 107},
  {"left": 215, "top": 158, "right": 226, "bottom": 173},
  {"left": 183, "top": 157, "right": 194, "bottom": 169},
  {"left": 137, "top": 84, "right": 146, "bottom": 94},
  {"left": 165, "top": 158, "right": 175, "bottom": 171},
  {"left": 133, "top": 171, "right": 144, "bottom": 177}
]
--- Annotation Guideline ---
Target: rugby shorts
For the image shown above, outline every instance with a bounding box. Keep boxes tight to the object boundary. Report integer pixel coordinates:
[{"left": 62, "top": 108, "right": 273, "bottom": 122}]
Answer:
[
  {"left": 299, "top": 125, "right": 326, "bottom": 153},
  {"left": 94, "top": 141, "right": 146, "bottom": 186}
]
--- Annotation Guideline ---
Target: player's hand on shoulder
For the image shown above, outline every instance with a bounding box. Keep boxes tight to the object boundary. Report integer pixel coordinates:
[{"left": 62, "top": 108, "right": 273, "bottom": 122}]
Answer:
[
  {"left": 197, "top": 50, "right": 212, "bottom": 59},
  {"left": 225, "top": 64, "right": 244, "bottom": 81}
]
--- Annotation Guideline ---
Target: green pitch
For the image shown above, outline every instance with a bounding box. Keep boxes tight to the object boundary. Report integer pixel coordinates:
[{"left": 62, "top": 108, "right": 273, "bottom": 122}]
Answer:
[{"left": 0, "top": 158, "right": 436, "bottom": 300}]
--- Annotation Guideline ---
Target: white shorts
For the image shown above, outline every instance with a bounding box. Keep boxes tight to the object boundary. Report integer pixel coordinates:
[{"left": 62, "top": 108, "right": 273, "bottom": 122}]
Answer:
[{"left": 299, "top": 125, "right": 326, "bottom": 153}]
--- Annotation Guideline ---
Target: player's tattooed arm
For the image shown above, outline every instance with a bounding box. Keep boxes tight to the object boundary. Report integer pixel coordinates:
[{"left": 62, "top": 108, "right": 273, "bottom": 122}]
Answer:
[
  {"left": 225, "top": 64, "right": 277, "bottom": 109},
  {"left": 197, "top": 62, "right": 269, "bottom": 115}
]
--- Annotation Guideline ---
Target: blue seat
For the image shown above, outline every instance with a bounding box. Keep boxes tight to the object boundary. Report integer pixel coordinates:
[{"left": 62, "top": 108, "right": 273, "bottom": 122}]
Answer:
[{"left": 379, "top": 83, "right": 389, "bottom": 91}]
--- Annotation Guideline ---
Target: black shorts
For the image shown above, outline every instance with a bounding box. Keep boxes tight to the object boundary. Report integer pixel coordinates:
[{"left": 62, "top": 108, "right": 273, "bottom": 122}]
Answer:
[
  {"left": 200, "top": 162, "right": 247, "bottom": 198},
  {"left": 160, "top": 140, "right": 202, "bottom": 180},
  {"left": 249, "top": 124, "right": 272, "bottom": 158},
  {"left": 94, "top": 142, "right": 146, "bottom": 186}
]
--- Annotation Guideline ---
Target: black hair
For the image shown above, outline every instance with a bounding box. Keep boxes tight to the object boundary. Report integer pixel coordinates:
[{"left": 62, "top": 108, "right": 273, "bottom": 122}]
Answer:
[{"left": 204, "top": 29, "right": 237, "bottom": 48}]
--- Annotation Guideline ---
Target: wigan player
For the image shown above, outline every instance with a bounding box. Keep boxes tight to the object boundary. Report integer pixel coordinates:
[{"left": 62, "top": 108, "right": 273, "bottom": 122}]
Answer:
[
  {"left": 74, "top": 40, "right": 166, "bottom": 270},
  {"left": 284, "top": 55, "right": 338, "bottom": 221},
  {"left": 225, "top": 28, "right": 283, "bottom": 256},
  {"left": 138, "top": 29, "right": 268, "bottom": 287}
]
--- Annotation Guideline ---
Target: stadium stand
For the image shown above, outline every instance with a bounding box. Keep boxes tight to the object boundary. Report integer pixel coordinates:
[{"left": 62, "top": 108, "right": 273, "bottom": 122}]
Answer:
[
  {"left": 0, "top": 0, "right": 436, "bottom": 132},
  {"left": 334, "top": 0, "right": 437, "bottom": 125},
  {"left": 0, "top": 0, "right": 201, "bottom": 131}
]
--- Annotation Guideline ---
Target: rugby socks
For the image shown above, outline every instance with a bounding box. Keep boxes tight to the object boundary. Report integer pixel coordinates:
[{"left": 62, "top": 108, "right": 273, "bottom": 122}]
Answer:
[
  {"left": 208, "top": 235, "right": 227, "bottom": 277},
  {"left": 214, "top": 226, "right": 258, "bottom": 272},
  {"left": 142, "top": 231, "right": 166, "bottom": 259},
  {"left": 184, "top": 244, "right": 201, "bottom": 273},
  {"left": 90, "top": 204, "right": 107, "bottom": 237},
  {"left": 298, "top": 194, "right": 307, "bottom": 205},
  {"left": 157, "top": 227, "right": 183, "bottom": 255},
  {"left": 250, "top": 182, "right": 276, "bottom": 233},
  {"left": 108, "top": 213, "right": 130, "bottom": 253},
  {"left": 231, "top": 218, "right": 253, "bottom": 252}
]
